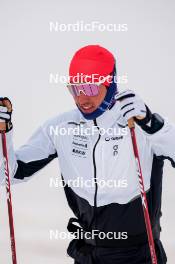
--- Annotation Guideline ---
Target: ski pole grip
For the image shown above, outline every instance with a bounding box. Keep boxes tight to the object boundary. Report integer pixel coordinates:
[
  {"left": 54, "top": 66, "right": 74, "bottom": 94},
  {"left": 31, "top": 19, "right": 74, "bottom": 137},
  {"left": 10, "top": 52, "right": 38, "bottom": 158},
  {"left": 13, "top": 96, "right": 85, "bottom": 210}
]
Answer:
[{"left": 128, "top": 118, "right": 135, "bottom": 129}]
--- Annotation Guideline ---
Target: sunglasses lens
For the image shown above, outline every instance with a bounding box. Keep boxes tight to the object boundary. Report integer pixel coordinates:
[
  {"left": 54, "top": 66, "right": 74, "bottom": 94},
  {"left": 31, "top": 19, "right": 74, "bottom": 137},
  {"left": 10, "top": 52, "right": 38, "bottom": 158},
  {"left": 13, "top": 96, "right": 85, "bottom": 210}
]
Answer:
[
  {"left": 67, "top": 84, "right": 100, "bottom": 97},
  {"left": 86, "top": 84, "right": 99, "bottom": 96}
]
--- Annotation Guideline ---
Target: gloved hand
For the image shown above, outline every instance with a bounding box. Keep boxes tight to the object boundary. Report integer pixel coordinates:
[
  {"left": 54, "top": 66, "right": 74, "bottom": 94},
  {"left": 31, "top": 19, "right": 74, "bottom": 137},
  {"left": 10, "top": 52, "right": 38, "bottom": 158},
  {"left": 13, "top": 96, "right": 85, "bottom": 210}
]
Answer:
[
  {"left": 0, "top": 97, "right": 13, "bottom": 133},
  {"left": 115, "top": 90, "right": 152, "bottom": 125}
]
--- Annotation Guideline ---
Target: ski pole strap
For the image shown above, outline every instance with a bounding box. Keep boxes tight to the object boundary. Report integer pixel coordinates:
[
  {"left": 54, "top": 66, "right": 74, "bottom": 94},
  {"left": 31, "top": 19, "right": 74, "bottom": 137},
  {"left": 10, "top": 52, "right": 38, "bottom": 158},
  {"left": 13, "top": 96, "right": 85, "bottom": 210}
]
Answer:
[
  {"left": 67, "top": 218, "right": 160, "bottom": 248},
  {"left": 67, "top": 218, "right": 83, "bottom": 235}
]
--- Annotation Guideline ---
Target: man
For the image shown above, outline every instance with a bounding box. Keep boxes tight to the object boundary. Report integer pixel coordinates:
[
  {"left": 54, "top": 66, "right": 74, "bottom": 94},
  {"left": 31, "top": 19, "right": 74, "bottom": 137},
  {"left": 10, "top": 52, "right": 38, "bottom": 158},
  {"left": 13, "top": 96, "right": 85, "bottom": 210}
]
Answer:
[{"left": 0, "top": 45, "right": 174, "bottom": 264}]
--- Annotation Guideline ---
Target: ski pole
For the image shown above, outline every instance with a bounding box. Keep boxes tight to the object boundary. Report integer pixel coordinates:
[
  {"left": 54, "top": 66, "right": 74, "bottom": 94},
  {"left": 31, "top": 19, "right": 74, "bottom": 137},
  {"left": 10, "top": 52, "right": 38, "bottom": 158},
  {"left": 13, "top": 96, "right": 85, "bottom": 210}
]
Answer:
[
  {"left": 1, "top": 131, "right": 17, "bottom": 264},
  {"left": 128, "top": 118, "right": 157, "bottom": 264}
]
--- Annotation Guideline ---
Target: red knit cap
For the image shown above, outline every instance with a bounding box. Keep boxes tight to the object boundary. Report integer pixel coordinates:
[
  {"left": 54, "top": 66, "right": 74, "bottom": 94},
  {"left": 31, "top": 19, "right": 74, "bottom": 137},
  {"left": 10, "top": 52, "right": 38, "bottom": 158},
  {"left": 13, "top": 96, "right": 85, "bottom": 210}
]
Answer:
[{"left": 69, "top": 45, "right": 115, "bottom": 86}]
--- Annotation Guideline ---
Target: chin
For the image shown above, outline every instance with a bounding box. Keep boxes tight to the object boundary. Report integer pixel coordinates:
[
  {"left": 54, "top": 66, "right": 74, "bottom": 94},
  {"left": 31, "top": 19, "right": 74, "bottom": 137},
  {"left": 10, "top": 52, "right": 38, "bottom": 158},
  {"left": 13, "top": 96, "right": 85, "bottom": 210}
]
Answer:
[{"left": 78, "top": 106, "right": 96, "bottom": 114}]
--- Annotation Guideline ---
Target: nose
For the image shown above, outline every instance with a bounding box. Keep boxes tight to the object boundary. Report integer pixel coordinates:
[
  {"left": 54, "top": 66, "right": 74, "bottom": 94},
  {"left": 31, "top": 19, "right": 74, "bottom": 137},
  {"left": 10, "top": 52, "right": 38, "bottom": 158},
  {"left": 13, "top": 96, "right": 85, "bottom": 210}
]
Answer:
[{"left": 77, "top": 93, "right": 89, "bottom": 104}]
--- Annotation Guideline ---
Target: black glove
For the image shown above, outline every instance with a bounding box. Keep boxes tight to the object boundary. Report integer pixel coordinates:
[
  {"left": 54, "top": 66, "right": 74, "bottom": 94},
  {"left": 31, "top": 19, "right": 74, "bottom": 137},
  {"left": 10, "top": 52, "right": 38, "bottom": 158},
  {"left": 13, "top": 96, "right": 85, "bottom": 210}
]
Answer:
[{"left": 0, "top": 97, "right": 13, "bottom": 132}]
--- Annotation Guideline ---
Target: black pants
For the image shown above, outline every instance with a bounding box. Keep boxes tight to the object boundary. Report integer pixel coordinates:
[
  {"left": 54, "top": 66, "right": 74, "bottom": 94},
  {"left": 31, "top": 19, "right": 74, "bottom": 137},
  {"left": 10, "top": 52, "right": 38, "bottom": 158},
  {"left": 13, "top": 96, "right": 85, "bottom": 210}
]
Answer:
[{"left": 68, "top": 239, "right": 167, "bottom": 264}]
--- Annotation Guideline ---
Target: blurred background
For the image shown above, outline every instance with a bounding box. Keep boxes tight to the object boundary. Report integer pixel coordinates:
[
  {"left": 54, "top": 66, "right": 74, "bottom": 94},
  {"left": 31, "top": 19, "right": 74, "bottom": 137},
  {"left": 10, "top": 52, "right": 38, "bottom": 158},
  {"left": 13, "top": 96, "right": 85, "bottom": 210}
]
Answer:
[{"left": 0, "top": 0, "right": 174, "bottom": 263}]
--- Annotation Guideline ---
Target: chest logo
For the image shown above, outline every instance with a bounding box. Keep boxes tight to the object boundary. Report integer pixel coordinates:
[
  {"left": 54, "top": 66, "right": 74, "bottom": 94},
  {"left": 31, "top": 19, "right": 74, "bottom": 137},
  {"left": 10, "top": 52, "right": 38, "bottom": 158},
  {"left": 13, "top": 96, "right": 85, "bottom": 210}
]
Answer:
[{"left": 113, "top": 145, "right": 118, "bottom": 156}]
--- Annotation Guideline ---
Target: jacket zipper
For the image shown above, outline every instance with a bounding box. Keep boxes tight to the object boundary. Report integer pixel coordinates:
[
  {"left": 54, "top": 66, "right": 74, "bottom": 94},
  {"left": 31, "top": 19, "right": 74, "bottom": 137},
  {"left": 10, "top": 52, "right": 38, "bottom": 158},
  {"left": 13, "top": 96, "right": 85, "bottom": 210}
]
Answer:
[{"left": 92, "top": 119, "right": 101, "bottom": 245}]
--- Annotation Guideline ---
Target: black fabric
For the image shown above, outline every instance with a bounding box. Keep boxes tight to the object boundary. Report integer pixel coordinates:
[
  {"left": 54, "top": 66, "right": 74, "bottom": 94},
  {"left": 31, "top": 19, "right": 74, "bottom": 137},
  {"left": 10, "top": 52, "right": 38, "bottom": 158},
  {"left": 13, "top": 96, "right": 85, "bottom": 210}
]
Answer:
[
  {"left": 67, "top": 218, "right": 160, "bottom": 248},
  {"left": 68, "top": 239, "right": 95, "bottom": 264},
  {"left": 148, "top": 155, "right": 164, "bottom": 227},
  {"left": 65, "top": 155, "right": 166, "bottom": 262},
  {"left": 67, "top": 218, "right": 83, "bottom": 235},
  {"left": 69, "top": 239, "right": 167, "bottom": 264},
  {"left": 136, "top": 112, "right": 164, "bottom": 134},
  {"left": 64, "top": 155, "right": 164, "bottom": 244},
  {"left": 158, "top": 155, "right": 175, "bottom": 168},
  {"left": 121, "top": 102, "right": 133, "bottom": 110},
  {"left": 14, "top": 152, "right": 57, "bottom": 180},
  {"left": 116, "top": 92, "right": 135, "bottom": 101}
]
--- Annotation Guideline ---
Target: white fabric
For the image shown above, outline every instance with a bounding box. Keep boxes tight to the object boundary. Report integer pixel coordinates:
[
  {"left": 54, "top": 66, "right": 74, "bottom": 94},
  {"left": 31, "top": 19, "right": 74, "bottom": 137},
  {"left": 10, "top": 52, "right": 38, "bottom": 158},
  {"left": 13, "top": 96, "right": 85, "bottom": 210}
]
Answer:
[
  {"left": 0, "top": 106, "right": 10, "bottom": 121},
  {"left": 115, "top": 90, "right": 147, "bottom": 124},
  {"left": 0, "top": 98, "right": 175, "bottom": 206}
]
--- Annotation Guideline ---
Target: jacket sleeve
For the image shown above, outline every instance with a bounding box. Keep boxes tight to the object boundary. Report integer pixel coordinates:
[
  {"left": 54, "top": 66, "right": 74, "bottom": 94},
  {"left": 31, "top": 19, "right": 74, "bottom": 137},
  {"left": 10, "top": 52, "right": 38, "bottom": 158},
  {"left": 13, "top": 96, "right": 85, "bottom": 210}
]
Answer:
[
  {"left": 138, "top": 112, "right": 175, "bottom": 167},
  {"left": 0, "top": 121, "right": 58, "bottom": 185}
]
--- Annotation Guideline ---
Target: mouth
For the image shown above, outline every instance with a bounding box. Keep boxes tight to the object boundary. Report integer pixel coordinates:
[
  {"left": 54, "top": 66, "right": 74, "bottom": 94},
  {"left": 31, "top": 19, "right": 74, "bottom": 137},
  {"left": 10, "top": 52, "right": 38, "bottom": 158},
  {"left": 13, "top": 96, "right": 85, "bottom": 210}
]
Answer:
[{"left": 79, "top": 104, "right": 95, "bottom": 113}]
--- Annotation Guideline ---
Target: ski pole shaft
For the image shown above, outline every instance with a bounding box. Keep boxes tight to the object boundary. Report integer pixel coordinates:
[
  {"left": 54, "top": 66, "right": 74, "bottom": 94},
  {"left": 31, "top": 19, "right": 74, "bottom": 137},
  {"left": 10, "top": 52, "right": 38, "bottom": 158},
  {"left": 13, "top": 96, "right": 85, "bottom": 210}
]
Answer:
[
  {"left": 1, "top": 131, "right": 17, "bottom": 264},
  {"left": 128, "top": 118, "right": 158, "bottom": 264}
]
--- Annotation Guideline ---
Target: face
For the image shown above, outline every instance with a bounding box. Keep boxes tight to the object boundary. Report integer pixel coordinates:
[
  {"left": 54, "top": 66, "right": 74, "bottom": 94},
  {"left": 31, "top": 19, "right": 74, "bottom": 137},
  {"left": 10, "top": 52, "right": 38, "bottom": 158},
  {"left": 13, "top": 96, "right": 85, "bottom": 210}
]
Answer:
[{"left": 73, "top": 84, "right": 107, "bottom": 114}]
